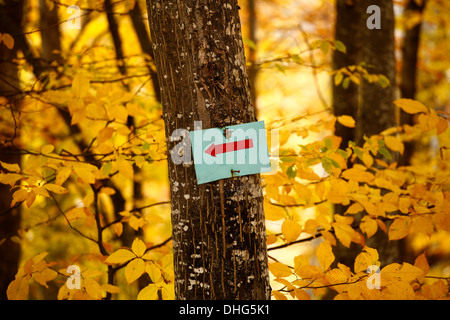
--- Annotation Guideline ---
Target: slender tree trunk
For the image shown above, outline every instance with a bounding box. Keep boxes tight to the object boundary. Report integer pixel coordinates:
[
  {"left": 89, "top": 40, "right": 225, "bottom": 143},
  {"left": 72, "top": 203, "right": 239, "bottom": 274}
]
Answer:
[
  {"left": 146, "top": 0, "right": 271, "bottom": 300},
  {"left": 332, "top": 0, "right": 363, "bottom": 148},
  {"left": 399, "top": 0, "right": 427, "bottom": 166},
  {"left": 129, "top": 1, "right": 161, "bottom": 103}
]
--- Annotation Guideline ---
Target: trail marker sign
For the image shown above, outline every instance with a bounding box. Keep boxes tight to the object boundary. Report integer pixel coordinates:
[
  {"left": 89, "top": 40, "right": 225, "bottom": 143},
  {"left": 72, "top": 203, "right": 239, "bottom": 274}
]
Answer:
[{"left": 190, "top": 121, "right": 271, "bottom": 184}]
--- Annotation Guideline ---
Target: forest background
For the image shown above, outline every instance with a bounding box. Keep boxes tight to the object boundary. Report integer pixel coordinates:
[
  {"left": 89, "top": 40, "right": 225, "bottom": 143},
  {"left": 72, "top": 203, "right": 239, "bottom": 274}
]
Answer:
[{"left": 0, "top": 0, "right": 449, "bottom": 300}]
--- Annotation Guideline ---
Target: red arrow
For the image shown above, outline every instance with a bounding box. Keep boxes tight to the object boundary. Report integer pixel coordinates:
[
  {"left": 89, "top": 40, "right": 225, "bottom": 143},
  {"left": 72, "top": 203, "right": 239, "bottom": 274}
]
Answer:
[{"left": 205, "top": 138, "right": 254, "bottom": 157}]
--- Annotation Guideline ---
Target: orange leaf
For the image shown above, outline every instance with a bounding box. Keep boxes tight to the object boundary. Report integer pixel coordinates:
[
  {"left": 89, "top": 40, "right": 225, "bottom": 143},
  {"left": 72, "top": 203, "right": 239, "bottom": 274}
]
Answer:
[
  {"left": 388, "top": 217, "right": 411, "bottom": 240},
  {"left": 2, "top": 33, "right": 14, "bottom": 49}
]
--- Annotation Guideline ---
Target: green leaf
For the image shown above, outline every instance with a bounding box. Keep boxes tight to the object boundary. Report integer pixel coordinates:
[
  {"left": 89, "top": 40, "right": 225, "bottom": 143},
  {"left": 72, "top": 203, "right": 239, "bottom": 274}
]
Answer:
[
  {"left": 286, "top": 165, "right": 297, "bottom": 180},
  {"left": 378, "top": 74, "right": 390, "bottom": 88},
  {"left": 290, "top": 54, "right": 304, "bottom": 65},
  {"left": 334, "top": 40, "right": 346, "bottom": 53},
  {"left": 378, "top": 147, "right": 392, "bottom": 160},
  {"left": 275, "top": 63, "right": 286, "bottom": 74}
]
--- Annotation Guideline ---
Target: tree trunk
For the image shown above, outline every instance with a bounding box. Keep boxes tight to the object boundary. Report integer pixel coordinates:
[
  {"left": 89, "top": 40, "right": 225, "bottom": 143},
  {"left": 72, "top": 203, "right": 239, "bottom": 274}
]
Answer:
[
  {"left": 332, "top": 0, "right": 363, "bottom": 149},
  {"left": 330, "top": 0, "right": 402, "bottom": 283},
  {"left": 399, "top": 0, "right": 427, "bottom": 166},
  {"left": 356, "top": 0, "right": 397, "bottom": 145},
  {"left": 146, "top": 0, "right": 271, "bottom": 300}
]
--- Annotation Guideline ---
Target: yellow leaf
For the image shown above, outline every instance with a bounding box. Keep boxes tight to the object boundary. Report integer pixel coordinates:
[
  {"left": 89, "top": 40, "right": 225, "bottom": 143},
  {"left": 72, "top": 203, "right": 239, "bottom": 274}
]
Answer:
[
  {"left": 332, "top": 222, "right": 356, "bottom": 248},
  {"left": 388, "top": 217, "right": 411, "bottom": 240},
  {"left": 296, "top": 265, "right": 323, "bottom": 281},
  {"left": 7, "top": 275, "right": 30, "bottom": 300},
  {"left": 345, "top": 202, "right": 364, "bottom": 215},
  {"left": 384, "top": 136, "right": 404, "bottom": 154},
  {"left": 381, "top": 262, "right": 423, "bottom": 285},
  {"left": 0, "top": 161, "right": 20, "bottom": 173},
  {"left": 105, "top": 249, "right": 136, "bottom": 264},
  {"left": 41, "top": 144, "right": 55, "bottom": 155},
  {"left": 316, "top": 241, "right": 334, "bottom": 271},
  {"left": 418, "top": 111, "right": 440, "bottom": 133},
  {"left": 422, "top": 280, "right": 448, "bottom": 299},
  {"left": 325, "top": 268, "right": 348, "bottom": 286},
  {"left": 99, "top": 187, "right": 116, "bottom": 195},
  {"left": 26, "top": 190, "right": 36, "bottom": 208},
  {"left": 146, "top": 263, "right": 162, "bottom": 283},
  {"left": 394, "top": 98, "right": 428, "bottom": 114},
  {"left": 34, "top": 268, "right": 58, "bottom": 288},
  {"left": 294, "top": 288, "right": 311, "bottom": 300},
  {"left": 73, "top": 166, "right": 97, "bottom": 185},
  {"left": 294, "top": 255, "right": 309, "bottom": 276},
  {"left": 55, "top": 167, "right": 72, "bottom": 186},
  {"left": 281, "top": 220, "right": 302, "bottom": 243},
  {"left": 113, "top": 222, "right": 123, "bottom": 237},
  {"left": 337, "top": 115, "right": 356, "bottom": 128},
  {"left": 436, "top": 118, "right": 448, "bottom": 135},
  {"left": 362, "top": 152, "right": 373, "bottom": 168},
  {"left": 264, "top": 200, "right": 286, "bottom": 221},
  {"left": 269, "top": 262, "right": 292, "bottom": 278},
  {"left": 382, "top": 281, "right": 415, "bottom": 300},
  {"left": 97, "top": 127, "right": 114, "bottom": 144},
  {"left": 272, "top": 290, "right": 288, "bottom": 300},
  {"left": 118, "top": 159, "right": 134, "bottom": 180},
  {"left": 131, "top": 238, "right": 146, "bottom": 257},
  {"left": 44, "top": 184, "right": 68, "bottom": 194},
  {"left": 125, "top": 258, "right": 145, "bottom": 284},
  {"left": 354, "top": 252, "right": 373, "bottom": 274},
  {"left": 0, "top": 173, "right": 23, "bottom": 187},
  {"left": 101, "top": 284, "right": 121, "bottom": 294},
  {"left": 410, "top": 215, "right": 433, "bottom": 237},
  {"left": 414, "top": 253, "right": 429, "bottom": 280},
  {"left": 84, "top": 278, "right": 102, "bottom": 300},
  {"left": 72, "top": 73, "right": 90, "bottom": 98},
  {"left": 138, "top": 283, "right": 159, "bottom": 300},
  {"left": 108, "top": 104, "right": 128, "bottom": 122},
  {"left": 341, "top": 167, "right": 375, "bottom": 183},
  {"left": 327, "top": 178, "right": 349, "bottom": 204},
  {"left": 12, "top": 189, "right": 28, "bottom": 207},
  {"left": 360, "top": 216, "right": 378, "bottom": 238},
  {"left": 2, "top": 33, "right": 14, "bottom": 49}
]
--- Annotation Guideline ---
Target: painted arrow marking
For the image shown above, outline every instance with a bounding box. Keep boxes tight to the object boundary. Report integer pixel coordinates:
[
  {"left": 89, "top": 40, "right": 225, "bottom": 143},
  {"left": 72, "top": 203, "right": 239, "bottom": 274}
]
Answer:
[{"left": 205, "top": 138, "right": 254, "bottom": 157}]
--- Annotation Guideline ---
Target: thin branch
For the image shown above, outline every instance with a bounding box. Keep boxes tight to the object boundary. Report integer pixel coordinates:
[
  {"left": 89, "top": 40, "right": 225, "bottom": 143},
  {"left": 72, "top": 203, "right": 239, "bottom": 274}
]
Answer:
[
  {"left": 50, "top": 193, "right": 97, "bottom": 244},
  {"left": 298, "top": 24, "right": 330, "bottom": 111}
]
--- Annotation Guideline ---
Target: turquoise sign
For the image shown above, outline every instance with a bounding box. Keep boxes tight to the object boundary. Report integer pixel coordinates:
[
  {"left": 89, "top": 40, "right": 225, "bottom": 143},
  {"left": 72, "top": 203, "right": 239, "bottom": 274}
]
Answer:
[{"left": 190, "top": 121, "right": 271, "bottom": 184}]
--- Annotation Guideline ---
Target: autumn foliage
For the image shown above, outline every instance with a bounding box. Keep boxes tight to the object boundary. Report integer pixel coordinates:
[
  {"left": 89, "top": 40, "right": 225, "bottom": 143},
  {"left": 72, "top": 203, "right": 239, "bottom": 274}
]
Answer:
[{"left": 1, "top": 0, "right": 449, "bottom": 300}]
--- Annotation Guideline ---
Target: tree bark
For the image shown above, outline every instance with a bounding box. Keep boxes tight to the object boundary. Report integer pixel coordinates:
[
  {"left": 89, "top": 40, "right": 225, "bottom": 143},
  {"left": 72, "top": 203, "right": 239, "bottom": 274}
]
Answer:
[
  {"left": 399, "top": 0, "right": 427, "bottom": 166},
  {"left": 146, "top": 0, "right": 270, "bottom": 300},
  {"left": 332, "top": 0, "right": 363, "bottom": 149},
  {"left": 356, "top": 0, "right": 397, "bottom": 145}
]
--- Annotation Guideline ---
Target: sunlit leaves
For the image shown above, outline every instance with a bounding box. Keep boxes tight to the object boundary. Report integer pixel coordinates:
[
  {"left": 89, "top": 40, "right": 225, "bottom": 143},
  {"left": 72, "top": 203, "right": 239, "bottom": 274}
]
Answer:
[
  {"left": 394, "top": 98, "right": 428, "bottom": 114},
  {"left": 316, "top": 241, "right": 334, "bottom": 271}
]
